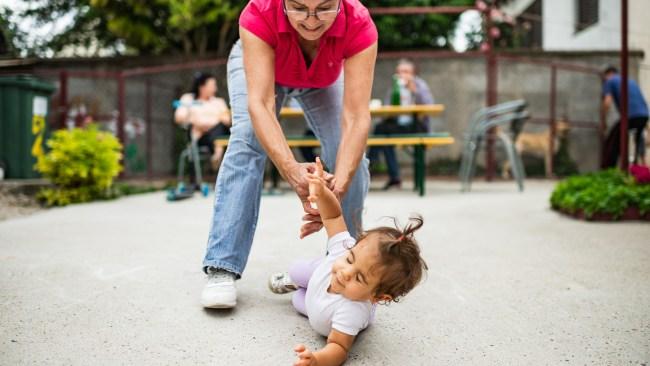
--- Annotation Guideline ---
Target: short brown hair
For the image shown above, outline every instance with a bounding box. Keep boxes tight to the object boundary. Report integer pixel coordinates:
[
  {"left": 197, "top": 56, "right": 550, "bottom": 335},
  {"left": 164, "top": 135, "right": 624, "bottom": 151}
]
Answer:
[{"left": 355, "top": 215, "right": 428, "bottom": 304}]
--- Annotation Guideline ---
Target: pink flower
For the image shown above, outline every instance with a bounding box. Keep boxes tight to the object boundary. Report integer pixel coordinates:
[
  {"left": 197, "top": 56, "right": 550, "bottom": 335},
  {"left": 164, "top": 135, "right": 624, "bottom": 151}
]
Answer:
[
  {"left": 490, "top": 26, "right": 501, "bottom": 38},
  {"left": 630, "top": 164, "right": 650, "bottom": 184}
]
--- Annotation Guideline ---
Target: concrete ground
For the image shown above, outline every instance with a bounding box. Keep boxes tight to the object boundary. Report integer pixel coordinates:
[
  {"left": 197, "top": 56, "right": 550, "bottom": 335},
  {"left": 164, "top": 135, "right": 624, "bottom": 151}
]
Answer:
[{"left": 1, "top": 180, "right": 648, "bottom": 365}]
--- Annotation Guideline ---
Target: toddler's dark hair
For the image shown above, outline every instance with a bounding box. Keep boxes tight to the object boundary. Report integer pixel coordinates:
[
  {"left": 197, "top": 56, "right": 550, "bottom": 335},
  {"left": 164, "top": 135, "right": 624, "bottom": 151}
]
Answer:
[{"left": 356, "top": 214, "right": 428, "bottom": 304}]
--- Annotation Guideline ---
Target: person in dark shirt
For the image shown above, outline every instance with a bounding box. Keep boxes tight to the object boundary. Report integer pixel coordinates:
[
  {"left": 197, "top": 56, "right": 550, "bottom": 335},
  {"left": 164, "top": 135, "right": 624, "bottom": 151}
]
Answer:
[{"left": 601, "top": 66, "right": 649, "bottom": 168}]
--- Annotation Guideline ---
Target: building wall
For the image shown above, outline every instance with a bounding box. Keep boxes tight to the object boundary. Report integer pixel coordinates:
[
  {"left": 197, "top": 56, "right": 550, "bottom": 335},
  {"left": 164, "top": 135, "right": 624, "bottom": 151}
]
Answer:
[
  {"left": 540, "top": 0, "right": 649, "bottom": 106},
  {"left": 542, "top": 0, "right": 621, "bottom": 51},
  {"left": 629, "top": 0, "right": 650, "bottom": 106}
]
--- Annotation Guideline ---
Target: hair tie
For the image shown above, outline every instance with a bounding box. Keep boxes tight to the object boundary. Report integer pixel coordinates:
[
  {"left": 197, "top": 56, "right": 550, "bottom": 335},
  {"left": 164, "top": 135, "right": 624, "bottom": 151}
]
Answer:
[{"left": 397, "top": 235, "right": 404, "bottom": 242}]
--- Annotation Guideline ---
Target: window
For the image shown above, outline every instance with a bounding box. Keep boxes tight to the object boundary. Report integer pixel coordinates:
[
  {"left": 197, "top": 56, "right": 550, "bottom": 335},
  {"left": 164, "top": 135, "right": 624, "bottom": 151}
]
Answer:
[
  {"left": 517, "top": 0, "right": 543, "bottom": 49},
  {"left": 575, "top": 0, "right": 599, "bottom": 32}
]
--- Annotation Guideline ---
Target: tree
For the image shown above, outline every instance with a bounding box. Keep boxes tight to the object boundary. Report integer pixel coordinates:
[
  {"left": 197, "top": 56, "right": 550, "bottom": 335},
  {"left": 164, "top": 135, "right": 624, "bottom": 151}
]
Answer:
[
  {"left": 13, "top": 0, "right": 483, "bottom": 57},
  {"left": 164, "top": 0, "right": 241, "bottom": 56},
  {"left": 20, "top": 0, "right": 125, "bottom": 57},
  {"left": 0, "top": 7, "right": 28, "bottom": 57},
  {"left": 366, "top": 0, "right": 476, "bottom": 50},
  {"left": 18, "top": 0, "right": 243, "bottom": 57}
]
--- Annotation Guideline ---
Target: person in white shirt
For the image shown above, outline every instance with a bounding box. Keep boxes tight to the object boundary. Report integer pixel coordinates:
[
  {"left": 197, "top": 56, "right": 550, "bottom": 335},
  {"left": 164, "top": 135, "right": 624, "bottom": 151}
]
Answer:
[
  {"left": 268, "top": 157, "right": 428, "bottom": 366},
  {"left": 174, "top": 73, "right": 231, "bottom": 171}
]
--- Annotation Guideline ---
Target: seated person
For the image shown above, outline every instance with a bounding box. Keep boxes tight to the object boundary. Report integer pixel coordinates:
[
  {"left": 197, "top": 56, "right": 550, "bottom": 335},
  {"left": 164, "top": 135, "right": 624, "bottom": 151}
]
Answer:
[
  {"left": 368, "top": 59, "right": 435, "bottom": 190},
  {"left": 174, "top": 73, "right": 231, "bottom": 171}
]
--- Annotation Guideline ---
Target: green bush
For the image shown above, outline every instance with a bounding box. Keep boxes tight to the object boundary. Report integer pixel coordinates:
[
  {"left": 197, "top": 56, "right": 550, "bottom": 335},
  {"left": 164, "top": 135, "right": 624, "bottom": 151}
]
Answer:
[
  {"left": 35, "top": 125, "right": 123, "bottom": 206},
  {"left": 550, "top": 169, "right": 650, "bottom": 219}
]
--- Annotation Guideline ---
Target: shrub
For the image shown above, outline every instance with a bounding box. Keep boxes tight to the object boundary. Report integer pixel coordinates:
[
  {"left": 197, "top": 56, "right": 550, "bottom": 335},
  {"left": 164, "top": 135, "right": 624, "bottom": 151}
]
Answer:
[
  {"left": 35, "top": 125, "right": 123, "bottom": 206},
  {"left": 550, "top": 169, "right": 650, "bottom": 219}
]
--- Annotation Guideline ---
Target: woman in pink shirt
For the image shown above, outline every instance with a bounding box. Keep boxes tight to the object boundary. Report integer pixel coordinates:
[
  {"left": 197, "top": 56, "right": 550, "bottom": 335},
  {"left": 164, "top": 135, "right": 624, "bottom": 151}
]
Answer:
[{"left": 201, "top": 0, "right": 378, "bottom": 313}]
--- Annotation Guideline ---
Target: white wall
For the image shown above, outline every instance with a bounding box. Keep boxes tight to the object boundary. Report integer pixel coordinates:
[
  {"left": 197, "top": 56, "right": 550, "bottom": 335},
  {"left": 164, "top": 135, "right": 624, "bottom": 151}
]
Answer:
[
  {"left": 540, "top": 0, "right": 649, "bottom": 105},
  {"left": 629, "top": 0, "right": 650, "bottom": 102},
  {"left": 542, "top": 0, "right": 620, "bottom": 51}
]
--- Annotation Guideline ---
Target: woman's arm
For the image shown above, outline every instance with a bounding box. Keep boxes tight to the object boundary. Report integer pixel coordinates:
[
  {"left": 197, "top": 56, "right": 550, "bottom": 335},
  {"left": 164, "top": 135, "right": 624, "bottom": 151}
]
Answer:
[
  {"left": 601, "top": 94, "right": 613, "bottom": 125},
  {"left": 240, "top": 27, "right": 313, "bottom": 193},
  {"left": 334, "top": 42, "right": 378, "bottom": 196},
  {"left": 294, "top": 330, "right": 355, "bottom": 366}
]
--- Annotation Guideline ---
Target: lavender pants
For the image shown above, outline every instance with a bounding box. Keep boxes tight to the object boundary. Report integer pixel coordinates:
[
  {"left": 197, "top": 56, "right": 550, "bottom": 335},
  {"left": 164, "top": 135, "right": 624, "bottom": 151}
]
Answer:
[{"left": 288, "top": 258, "right": 323, "bottom": 316}]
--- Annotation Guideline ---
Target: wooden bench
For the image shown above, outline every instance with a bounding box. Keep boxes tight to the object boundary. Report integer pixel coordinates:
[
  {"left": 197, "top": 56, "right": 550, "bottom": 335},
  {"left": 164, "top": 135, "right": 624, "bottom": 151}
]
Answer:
[
  {"left": 280, "top": 104, "right": 445, "bottom": 119},
  {"left": 215, "top": 133, "right": 454, "bottom": 196}
]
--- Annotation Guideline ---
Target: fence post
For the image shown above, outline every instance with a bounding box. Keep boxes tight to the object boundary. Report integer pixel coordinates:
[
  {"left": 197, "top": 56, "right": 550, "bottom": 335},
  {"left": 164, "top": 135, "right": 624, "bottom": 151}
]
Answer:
[
  {"left": 146, "top": 78, "right": 153, "bottom": 178},
  {"left": 549, "top": 65, "right": 557, "bottom": 176},
  {"left": 620, "top": 0, "right": 629, "bottom": 171},
  {"left": 117, "top": 72, "right": 126, "bottom": 177},
  {"left": 58, "top": 71, "right": 68, "bottom": 129},
  {"left": 484, "top": 3, "right": 498, "bottom": 181}
]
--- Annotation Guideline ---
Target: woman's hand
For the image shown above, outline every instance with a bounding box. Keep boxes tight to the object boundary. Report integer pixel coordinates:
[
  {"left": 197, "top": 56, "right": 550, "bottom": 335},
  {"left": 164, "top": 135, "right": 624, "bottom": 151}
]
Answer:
[
  {"left": 285, "top": 161, "right": 318, "bottom": 203},
  {"left": 284, "top": 159, "right": 337, "bottom": 239},
  {"left": 293, "top": 344, "right": 318, "bottom": 366}
]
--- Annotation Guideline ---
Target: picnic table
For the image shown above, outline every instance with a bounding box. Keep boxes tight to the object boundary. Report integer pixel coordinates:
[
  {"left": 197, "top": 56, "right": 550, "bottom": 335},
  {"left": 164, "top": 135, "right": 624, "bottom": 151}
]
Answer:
[
  {"left": 279, "top": 104, "right": 445, "bottom": 119},
  {"left": 215, "top": 133, "right": 453, "bottom": 197},
  {"left": 216, "top": 104, "right": 450, "bottom": 196}
]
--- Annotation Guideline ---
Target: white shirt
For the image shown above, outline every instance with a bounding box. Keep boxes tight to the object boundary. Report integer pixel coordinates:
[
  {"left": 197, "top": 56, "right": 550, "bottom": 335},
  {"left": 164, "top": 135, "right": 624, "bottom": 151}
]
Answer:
[{"left": 305, "top": 231, "right": 374, "bottom": 337}]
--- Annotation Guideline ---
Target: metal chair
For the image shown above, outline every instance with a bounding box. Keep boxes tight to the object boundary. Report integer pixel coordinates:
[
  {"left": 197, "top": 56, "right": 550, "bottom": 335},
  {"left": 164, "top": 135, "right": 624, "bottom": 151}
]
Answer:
[
  {"left": 460, "top": 100, "right": 529, "bottom": 192},
  {"left": 167, "top": 124, "right": 211, "bottom": 201}
]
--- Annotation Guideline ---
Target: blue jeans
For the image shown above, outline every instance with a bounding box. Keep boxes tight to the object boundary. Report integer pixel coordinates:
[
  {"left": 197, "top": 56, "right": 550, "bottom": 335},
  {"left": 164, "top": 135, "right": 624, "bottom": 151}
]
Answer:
[{"left": 202, "top": 40, "right": 369, "bottom": 278}]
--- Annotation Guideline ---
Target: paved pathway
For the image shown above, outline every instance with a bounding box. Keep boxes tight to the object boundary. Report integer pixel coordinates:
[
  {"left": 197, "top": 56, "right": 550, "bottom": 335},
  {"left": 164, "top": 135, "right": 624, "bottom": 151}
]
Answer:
[{"left": 1, "top": 181, "right": 648, "bottom": 365}]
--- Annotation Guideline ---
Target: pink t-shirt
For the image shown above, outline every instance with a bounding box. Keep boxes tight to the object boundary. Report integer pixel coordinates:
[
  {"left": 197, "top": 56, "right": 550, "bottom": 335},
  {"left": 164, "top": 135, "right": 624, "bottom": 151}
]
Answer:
[{"left": 239, "top": 0, "right": 378, "bottom": 88}]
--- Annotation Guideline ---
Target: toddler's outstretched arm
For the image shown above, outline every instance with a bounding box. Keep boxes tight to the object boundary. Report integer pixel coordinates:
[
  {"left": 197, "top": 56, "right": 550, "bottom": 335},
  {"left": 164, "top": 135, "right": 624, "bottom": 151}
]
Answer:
[
  {"left": 306, "top": 157, "right": 348, "bottom": 238},
  {"left": 294, "top": 329, "right": 354, "bottom": 366}
]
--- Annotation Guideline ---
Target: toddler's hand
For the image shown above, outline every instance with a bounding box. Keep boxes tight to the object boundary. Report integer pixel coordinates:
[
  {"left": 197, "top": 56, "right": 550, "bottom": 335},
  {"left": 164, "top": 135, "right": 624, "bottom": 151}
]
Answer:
[
  {"left": 293, "top": 344, "right": 317, "bottom": 366},
  {"left": 307, "top": 157, "right": 326, "bottom": 206},
  {"left": 306, "top": 174, "right": 327, "bottom": 203}
]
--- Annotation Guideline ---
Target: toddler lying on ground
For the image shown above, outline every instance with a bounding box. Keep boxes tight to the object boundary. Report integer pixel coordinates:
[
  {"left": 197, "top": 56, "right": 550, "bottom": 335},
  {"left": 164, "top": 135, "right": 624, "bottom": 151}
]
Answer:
[{"left": 268, "top": 157, "right": 428, "bottom": 366}]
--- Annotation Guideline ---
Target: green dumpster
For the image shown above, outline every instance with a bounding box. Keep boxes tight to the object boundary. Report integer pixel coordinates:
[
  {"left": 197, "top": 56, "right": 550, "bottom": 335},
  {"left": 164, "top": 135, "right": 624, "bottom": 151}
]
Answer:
[{"left": 0, "top": 75, "right": 56, "bottom": 179}]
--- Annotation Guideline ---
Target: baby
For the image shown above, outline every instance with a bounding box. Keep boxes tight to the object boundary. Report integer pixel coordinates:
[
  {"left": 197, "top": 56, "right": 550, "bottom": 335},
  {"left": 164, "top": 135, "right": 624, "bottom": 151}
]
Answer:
[{"left": 268, "top": 157, "right": 428, "bottom": 366}]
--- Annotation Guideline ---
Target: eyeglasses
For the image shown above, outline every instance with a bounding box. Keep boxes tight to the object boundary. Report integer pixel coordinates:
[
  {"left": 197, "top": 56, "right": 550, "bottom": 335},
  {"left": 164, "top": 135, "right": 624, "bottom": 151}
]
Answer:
[{"left": 283, "top": 1, "right": 341, "bottom": 22}]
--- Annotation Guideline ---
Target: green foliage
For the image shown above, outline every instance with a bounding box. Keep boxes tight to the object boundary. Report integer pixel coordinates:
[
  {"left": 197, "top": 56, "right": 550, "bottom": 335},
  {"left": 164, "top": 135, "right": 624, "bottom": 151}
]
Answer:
[
  {"left": 550, "top": 169, "right": 650, "bottom": 219},
  {"left": 0, "top": 7, "right": 28, "bottom": 56},
  {"left": 366, "top": 0, "right": 475, "bottom": 50},
  {"left": 18, "top": 0, "right": 243, "bottom": 57},
  {"left": 17, "top": 0, "right": 121, "bottom": 57},
  {"left": 35, "top": 125, "right": 123, "bottom": 206},
  {"left": 15, "top": 0, "right": 476, "bottom": 56},
  {"left": 164, "top": 0, "right": 242, "bottom": 55}
]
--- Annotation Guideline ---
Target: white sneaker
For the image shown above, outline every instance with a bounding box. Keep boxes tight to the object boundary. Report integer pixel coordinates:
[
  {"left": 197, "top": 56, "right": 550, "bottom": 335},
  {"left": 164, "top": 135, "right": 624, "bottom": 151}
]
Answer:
[
  {"left": 201, "top": 268, "right": 237, "bottom": 308},
  {"left": 268, "top": 272, "right": 298, "bottom": 294}
]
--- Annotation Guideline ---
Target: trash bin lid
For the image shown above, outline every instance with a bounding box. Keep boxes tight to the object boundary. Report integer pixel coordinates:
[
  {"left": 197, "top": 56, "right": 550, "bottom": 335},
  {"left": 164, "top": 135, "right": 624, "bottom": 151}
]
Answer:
[{"left": 0, "top": 75, "right": 56, "bottom": 94}]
